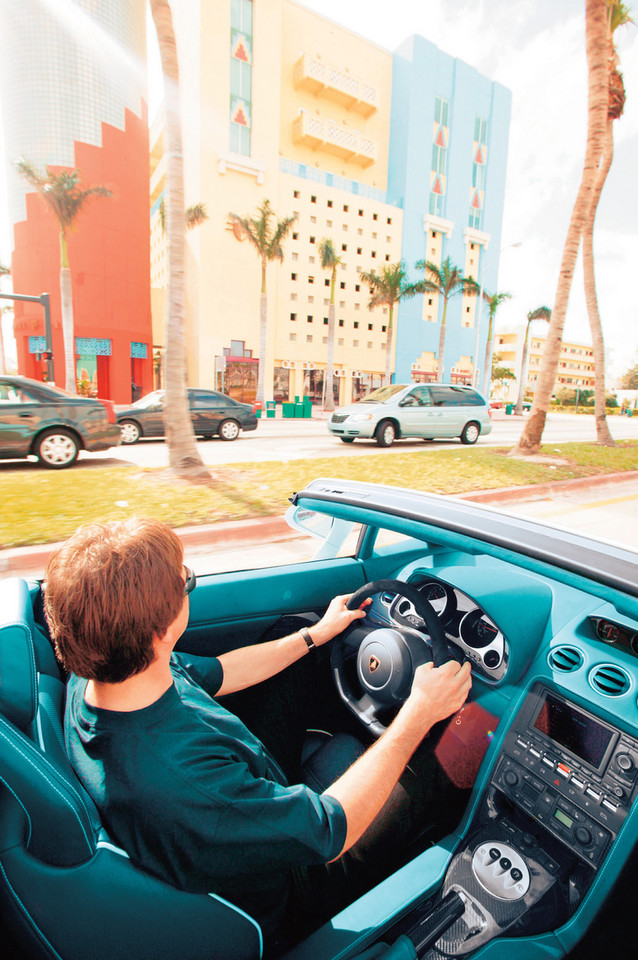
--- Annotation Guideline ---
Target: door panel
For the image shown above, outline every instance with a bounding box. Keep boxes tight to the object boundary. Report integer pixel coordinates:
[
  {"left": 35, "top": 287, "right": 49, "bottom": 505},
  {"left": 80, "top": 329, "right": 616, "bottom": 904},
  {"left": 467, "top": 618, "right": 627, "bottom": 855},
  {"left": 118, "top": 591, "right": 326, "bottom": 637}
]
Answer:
[{"left": 179, "top": 557, "right": 367, "bottom": 657}]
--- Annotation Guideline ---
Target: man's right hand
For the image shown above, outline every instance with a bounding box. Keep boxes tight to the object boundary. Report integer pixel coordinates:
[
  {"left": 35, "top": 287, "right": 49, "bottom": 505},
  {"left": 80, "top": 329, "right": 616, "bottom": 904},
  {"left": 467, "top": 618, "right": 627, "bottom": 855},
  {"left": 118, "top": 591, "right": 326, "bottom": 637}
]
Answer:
[{"left": 403, "top": 660, "right": 472, "bottom": 730}]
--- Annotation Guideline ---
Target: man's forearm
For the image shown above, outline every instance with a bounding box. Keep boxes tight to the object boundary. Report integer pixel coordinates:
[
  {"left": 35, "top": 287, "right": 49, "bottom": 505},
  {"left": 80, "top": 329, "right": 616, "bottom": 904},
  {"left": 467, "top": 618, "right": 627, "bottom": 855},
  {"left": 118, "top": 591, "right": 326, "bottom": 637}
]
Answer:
[
  {"left": 323, "top": 698, "right": 434, "bottom": 856},
  {"left": 216, "top": 628, "right": 312, "bottom": 696}
]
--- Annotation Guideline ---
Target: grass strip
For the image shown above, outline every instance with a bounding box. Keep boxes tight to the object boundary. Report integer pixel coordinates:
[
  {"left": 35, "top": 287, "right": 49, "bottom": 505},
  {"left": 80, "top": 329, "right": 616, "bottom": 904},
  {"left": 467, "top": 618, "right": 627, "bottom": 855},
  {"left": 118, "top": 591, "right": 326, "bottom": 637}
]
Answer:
[{"left": 1, "top": 440, "right": 637, "bottom": 549}]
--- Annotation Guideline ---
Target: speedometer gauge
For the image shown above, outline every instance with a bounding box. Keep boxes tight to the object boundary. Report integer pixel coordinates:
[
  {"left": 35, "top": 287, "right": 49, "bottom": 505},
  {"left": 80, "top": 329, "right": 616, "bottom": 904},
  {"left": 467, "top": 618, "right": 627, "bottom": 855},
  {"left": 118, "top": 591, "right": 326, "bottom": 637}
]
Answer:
[{"left": 460, "top": 609, "right": 499, "bottom": 649}]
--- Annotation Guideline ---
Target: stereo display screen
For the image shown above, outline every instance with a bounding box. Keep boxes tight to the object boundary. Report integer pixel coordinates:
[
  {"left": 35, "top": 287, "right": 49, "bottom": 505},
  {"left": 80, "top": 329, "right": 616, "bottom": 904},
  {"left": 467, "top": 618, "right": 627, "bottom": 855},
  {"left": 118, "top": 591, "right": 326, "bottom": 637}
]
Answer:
[{"left": 533, "top": 693, "right": 614, "bottom": 769}]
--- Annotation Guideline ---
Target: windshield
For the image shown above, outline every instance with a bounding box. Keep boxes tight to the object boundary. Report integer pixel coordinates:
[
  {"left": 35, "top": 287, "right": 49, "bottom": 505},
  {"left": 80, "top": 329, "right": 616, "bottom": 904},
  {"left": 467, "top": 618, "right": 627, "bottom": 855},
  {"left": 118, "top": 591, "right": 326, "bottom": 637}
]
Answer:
[
  {"left": 357, "top": 385, "right": 408, "bottom": 404},
  {"left": 130, "top": 392, "right": 164, "bottom": 409}
]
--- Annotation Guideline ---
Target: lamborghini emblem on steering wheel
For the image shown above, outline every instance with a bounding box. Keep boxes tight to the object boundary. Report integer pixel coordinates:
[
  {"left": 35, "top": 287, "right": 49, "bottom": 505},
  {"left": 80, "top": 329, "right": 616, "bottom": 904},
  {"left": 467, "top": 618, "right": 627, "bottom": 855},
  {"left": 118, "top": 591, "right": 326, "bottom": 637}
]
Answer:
[{"left": 369, "top": 655, "right": 381, "bottom": 673}]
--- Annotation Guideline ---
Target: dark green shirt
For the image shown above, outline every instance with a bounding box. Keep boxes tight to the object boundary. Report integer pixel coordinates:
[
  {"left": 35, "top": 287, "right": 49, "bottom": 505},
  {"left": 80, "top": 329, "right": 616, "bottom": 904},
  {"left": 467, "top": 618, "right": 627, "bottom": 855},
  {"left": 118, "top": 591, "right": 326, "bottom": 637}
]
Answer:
[{"left": 65, "top": 653, "right": 347, "bottom": 933}]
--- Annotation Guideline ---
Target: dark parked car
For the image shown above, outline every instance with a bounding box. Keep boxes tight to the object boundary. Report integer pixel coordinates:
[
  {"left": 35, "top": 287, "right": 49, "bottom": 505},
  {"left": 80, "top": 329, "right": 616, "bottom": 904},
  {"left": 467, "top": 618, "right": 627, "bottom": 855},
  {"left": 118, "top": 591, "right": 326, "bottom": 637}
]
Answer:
[
  {"left": 0, "top": 374, "right": 121, "bottom": 468},
  {"left": 115, "top": 388, "right": 258, "bottom": 443},
  {"left": 1, "top": 479, "right": 637, "bottom": 959}
]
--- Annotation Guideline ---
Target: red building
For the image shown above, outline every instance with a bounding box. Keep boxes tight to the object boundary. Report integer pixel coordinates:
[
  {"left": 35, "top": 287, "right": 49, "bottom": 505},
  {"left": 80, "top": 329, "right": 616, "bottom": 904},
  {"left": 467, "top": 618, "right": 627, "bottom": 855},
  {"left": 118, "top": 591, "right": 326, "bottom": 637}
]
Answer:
[{"left": 0, "top": 0, "right": 152, "bottom": 403}]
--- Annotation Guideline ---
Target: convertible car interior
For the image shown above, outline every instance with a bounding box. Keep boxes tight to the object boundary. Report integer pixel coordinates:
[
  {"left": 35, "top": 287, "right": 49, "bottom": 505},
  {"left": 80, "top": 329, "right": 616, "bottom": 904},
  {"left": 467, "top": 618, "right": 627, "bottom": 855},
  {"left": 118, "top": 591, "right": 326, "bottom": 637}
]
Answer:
[{"left": 1, "top": 477, "right": 637, "bottom": 960}]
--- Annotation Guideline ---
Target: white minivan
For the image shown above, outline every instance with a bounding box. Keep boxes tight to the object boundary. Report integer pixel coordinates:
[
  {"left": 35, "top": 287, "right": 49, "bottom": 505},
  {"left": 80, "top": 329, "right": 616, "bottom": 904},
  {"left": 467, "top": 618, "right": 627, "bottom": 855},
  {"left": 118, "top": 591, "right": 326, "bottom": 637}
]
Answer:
[{"left": 327, "top": 382, "right": 492, "bottom": 447}]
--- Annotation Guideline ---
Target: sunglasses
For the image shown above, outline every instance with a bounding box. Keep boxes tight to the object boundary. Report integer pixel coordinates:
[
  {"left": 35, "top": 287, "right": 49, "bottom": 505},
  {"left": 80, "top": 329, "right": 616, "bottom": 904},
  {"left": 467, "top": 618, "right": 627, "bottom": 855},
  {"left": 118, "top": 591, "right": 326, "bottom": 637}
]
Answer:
[{"left": 184, "top": 565, "right": 196, "bottom": 595}]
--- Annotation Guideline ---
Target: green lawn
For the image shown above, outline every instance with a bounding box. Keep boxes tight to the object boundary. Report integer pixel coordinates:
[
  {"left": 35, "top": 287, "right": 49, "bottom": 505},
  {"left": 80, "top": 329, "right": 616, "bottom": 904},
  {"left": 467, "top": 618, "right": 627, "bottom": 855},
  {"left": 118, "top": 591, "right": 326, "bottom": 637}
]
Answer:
[{"left": 1, "top": 440, "right": 637, "bottom": 549}]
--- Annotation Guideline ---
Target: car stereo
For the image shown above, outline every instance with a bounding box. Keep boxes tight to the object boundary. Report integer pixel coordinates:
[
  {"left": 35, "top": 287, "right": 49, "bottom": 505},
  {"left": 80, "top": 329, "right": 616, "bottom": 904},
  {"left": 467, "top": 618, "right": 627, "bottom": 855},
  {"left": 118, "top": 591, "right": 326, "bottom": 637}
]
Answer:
[{"left": 492, "top": 683, "right": 638, "bottom": 866}]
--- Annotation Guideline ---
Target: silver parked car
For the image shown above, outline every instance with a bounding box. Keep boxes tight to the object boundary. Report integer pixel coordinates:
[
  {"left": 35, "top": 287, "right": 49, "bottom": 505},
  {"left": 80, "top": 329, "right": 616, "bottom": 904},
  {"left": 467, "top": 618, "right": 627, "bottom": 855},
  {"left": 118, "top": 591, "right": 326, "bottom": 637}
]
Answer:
[{"left": 327, "top": 382, "right": 493, "bottom": 446}]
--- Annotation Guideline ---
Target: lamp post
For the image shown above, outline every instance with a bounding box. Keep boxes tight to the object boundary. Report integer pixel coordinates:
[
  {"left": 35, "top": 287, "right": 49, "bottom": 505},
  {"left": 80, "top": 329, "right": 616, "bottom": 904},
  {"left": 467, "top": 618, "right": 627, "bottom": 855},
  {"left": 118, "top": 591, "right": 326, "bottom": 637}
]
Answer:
[{"left": 473, "top": 241, "right": 522, "bottom": 396}]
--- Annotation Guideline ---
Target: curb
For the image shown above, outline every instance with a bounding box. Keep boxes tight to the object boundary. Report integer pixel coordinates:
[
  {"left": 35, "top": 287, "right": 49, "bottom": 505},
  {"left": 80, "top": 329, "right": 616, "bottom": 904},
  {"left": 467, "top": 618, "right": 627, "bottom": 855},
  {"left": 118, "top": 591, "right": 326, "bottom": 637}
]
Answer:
[
  {"left": 457, "top": 470, "right": 638, "bottom": 504},
  {"left": 2, "top": 471, "right": 637, "bottom": 579}
]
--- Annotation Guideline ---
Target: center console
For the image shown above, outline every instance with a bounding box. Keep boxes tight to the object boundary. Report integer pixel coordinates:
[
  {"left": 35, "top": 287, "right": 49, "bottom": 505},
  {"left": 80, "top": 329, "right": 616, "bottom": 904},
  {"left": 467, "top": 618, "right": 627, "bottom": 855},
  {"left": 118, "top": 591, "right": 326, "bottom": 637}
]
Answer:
[
  {"left": 493, "top": 684, "right": 638, "bottom": 866},
  {"left": 404, "top": 684, "right": 638, "bottom": 957}
]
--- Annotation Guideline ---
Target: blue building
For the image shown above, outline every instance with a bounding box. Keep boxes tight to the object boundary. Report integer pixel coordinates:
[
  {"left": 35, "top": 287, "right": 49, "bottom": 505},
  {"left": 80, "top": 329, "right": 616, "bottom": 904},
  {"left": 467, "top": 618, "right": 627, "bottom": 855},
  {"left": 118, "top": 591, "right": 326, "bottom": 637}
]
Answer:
[{"left": 388, "top": 35, "right": 511, "bottom": 392}]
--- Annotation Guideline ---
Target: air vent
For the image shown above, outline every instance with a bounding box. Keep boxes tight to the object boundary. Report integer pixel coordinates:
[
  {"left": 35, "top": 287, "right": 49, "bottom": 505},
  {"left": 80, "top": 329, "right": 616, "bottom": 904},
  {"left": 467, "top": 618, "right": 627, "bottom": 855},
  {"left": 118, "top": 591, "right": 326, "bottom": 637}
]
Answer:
[
  {"left": 589, "top": 664, "right": 631, "bottom": 697},
  {"left": 548, "top": 646, "right": 584, "bottom": 673}
]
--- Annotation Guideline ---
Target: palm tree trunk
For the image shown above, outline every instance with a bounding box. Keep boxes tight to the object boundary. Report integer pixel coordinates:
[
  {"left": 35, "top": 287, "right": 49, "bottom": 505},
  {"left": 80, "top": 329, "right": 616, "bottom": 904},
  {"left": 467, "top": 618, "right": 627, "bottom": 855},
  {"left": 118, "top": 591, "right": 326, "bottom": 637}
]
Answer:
[
  {"left": 324, "top": 278, "right": 336, "bottom": 411},
  {"left": 512, "top": 0, "right": 608, "bottom": 455},
  {"left": 256, "top": 257, "right": 267, "bottom": 405},
  {"left": 583, "top": 119, "right": 615, "bottom": 446},
  {"left": 482, "top": 310, "right": 495, "bottom": 398},
  {"left": 515, "top": 321, "right": 531, "bottom": 415},
  {"left": 59, "top": 233, "right": 76, "bottom": 393},
  {"left": 384, "top": 305, "right": 394, "bottom": 384},
  {"left": 437, "top": 299, "right": 448, "bottom": 383},
  {"left": 150, "top": 0, "right": 210, "bottom": 483}
]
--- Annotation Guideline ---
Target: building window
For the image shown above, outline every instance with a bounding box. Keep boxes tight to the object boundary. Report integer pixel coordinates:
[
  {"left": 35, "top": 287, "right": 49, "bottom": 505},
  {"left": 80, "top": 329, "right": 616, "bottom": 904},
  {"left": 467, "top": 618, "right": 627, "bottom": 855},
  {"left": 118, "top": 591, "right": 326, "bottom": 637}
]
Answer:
[
  {"left": 307, "top": 335, "right": 313, "bottom": 343},
  {"left": 229, "top": 0, "right": 253, "bottom": 156},
  {"left": 311, "top": 195, "right": 317, "bottom": 203},
  {"left": 309, "top": 236, "right": 316, "bottom": 244},
  {"left": 291, "top": 273, "right": 297, "bottom": 280},
  {"left": 290, "top": 332, "right": 296, "bottom": 341},
  {"left": 358, "top": 209, "right": 364, "bottom": 216},
  {"left": 338, "top": 319, "right": 344, "bottom": 327},
  {"left": 323, "top": 317, "right": 329, "bottom": 324},
  {"left": 327, "top": 199, "right": 333, "bottom": 207},
  {"left": 325, "top": 278, "right": 330, "bottom": 286},
  {"left": 293, "top": 190, "right": 300, "bottom": 198},
  {"left": 307, "top": 315, "right": 313, "bottom": 322},
  {"left": 290, "top": 313, "right": 297, "bottom": 321},
  {"left": 343, "top": 204, "right": 349, "bottom": 212}
]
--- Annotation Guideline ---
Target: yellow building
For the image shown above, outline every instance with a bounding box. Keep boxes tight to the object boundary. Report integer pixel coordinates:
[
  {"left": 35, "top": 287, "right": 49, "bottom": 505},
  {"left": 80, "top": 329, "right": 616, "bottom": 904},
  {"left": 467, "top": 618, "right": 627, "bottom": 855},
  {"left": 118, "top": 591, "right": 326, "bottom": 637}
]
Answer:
[
  {"left": 151, "top": 0, "right": 402, "bottom": 405},
  {"left": 494, "top": 328, "right": 596, "bottom": 398}
]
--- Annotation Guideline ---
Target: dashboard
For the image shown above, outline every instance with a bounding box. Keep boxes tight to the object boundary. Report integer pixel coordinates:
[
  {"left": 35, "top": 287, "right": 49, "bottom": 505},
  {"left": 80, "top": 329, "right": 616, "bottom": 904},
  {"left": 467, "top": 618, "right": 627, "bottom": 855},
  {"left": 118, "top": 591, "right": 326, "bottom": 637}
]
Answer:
[{"left": 366, "top": 575, "right": 509, "bottom": 682}]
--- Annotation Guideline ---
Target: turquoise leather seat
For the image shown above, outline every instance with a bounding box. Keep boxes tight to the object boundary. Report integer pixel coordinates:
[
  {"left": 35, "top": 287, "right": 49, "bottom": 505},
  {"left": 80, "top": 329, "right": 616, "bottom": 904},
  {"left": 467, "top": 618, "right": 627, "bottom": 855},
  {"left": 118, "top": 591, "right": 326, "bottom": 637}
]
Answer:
[{"left": 0, "top": 578, "right": 263, "bottom": 960}]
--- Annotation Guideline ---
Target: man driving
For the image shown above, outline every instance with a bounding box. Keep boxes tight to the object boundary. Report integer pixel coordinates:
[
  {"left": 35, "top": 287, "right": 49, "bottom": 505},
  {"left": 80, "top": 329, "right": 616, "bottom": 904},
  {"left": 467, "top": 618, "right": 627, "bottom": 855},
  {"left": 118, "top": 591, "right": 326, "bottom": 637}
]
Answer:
[{"left": 46, "top": 517, "right": 471, "bottom": 953}]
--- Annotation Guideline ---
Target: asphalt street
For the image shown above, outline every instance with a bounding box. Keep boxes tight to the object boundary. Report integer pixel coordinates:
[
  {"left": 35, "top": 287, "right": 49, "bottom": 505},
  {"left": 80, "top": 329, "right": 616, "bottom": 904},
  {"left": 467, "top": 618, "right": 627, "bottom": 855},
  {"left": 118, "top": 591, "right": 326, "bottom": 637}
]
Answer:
[{"left": 72, "top": 409, "right": 638, "bottom": 469}]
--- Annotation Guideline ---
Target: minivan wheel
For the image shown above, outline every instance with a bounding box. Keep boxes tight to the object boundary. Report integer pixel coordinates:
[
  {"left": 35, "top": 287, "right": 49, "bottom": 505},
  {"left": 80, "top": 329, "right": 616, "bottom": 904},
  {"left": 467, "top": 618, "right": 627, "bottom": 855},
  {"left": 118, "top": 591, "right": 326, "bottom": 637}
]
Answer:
[
  {"left": 218, "top": 419, "right": 240, "bottom": 441},
  {"left": 375, "top": 420, "right": 396, "bottom": 447},
  {"left": 460, "top": 421, "right": 480, "bottom": 445},
  {"left": 35, "top": 428, "right": 80, "bottom": 468},
  {"left": 340, "top": 437, "right": 355, "bottom": 443}
]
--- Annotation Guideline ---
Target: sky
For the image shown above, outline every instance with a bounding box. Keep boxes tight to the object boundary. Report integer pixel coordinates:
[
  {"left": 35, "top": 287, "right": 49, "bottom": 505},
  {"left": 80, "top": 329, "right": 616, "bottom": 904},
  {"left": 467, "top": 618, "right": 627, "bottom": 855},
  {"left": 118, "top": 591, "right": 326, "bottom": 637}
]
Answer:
[
  {"left": 2, "top": 0, "right": 637, "bottom": 379},
  {"left": 298, "top": 0, "right": 638, "bottom": 381}
]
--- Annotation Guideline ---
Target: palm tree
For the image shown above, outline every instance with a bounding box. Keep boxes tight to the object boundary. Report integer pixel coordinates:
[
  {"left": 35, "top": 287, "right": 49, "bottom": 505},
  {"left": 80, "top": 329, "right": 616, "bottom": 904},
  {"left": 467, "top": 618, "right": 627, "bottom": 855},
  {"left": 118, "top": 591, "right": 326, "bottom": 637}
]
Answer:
[
  {"left": 582, "top": 2, "right": 633, "bottom": 446},
  {"left": 359, "top": 262, "right": 426, "bottom": 384},
  {"left": 415, "top": 256, "right": 480, "bottom": 382},
  {"left": 515, "top": 307, "right": 552, "bottom": 415},
  {"left": 150, "top": 0, "right": 211, "bottom": 483},
  {"left": 15, "top": 160, "right": 112, "bottom": 393},
  {"left": 0, "top": 263, "right": 10, "bottom": 375},
  {"left": 228, "top": 200, "right": 296, "bottom": 405},
  {"left": 481, "top": 290, "right": 511, "bottom": 397},
  {"left": 159, "top": 198, "right": 209, "bottom": 232},
  {"left": 513, "top": 0, "right": 609, "bottom": 455},
  {"left": 318, "top": 238, "right": 342, "bottom": 411}
]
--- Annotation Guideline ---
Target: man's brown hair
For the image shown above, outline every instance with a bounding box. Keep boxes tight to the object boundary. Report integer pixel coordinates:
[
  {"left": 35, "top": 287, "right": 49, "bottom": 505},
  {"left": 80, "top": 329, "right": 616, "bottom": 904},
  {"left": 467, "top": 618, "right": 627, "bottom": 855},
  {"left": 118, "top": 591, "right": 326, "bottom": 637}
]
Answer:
[{"left": 44, "top": 518, "right": 185, "bottom": 683}]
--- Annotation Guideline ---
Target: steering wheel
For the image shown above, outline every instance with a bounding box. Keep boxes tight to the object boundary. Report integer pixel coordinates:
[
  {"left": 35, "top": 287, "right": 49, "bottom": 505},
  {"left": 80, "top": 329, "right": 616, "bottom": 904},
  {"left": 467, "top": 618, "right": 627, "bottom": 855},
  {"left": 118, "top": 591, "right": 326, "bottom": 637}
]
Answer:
[{"left": 331, "top": 579, "right": 452, "bottom": 737}]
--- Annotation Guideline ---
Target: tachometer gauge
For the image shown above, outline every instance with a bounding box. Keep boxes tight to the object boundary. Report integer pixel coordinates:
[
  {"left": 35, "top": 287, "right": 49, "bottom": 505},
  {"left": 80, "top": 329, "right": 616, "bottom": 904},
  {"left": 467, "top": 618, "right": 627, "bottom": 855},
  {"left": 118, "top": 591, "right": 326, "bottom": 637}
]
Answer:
[{"left": 416, "top": 581, "right": 456, "bottom": 620}]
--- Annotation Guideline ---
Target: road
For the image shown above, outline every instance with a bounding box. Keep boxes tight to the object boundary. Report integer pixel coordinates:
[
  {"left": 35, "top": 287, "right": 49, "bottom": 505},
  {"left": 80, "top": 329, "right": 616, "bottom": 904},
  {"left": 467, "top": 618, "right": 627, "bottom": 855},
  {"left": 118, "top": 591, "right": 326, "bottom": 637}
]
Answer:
[{"left": 73, "top": 410, "right": 638, "bottom": 469}]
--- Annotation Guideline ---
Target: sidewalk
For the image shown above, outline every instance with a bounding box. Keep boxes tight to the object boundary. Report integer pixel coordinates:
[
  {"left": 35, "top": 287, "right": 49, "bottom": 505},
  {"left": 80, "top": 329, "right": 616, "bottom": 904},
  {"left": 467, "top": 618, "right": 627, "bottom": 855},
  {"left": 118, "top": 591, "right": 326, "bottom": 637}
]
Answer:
[{"left": 2, "top": 470, "right": 636, "bottom": 581}]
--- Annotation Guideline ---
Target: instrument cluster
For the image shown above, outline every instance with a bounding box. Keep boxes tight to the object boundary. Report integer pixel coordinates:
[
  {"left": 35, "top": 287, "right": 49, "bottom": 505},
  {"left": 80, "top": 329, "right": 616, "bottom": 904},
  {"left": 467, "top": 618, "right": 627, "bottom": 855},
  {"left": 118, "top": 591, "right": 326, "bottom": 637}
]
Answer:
[{"left": 389, "top": 576, "right": 509, "bottom": 682}]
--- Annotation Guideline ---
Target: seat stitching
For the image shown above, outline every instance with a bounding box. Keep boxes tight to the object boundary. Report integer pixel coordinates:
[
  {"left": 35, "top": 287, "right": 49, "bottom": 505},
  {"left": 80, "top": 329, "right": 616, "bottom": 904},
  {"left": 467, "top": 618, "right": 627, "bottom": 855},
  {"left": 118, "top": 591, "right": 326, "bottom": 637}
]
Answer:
[
  {"left": 0, "top": 773, "right": 33, "bottom": 847},
  {"left": 0, "top": 857, "right": 64, "bottom": 960},
  {"left": 0, "top": 721, "right": 94, "bottom": 855}
]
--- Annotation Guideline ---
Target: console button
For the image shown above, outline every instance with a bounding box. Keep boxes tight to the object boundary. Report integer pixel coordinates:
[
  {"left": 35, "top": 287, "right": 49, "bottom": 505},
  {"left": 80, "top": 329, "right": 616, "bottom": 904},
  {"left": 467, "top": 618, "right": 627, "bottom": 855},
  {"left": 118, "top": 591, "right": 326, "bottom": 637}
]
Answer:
[
  {"left": 574, "top": 826, "right": 593, "bottom": 847},
  {"left": 616, "top": 753, "right": 634, "bottom": 773},
  {"left": 510, "top": 868, "right": 523, "bottom": 882},
  {"left": 504, "top": 769, "right": 519, "bottom": 787},
  {"left": 586, "top": 788, "right": 602, "bottom": 802}
]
